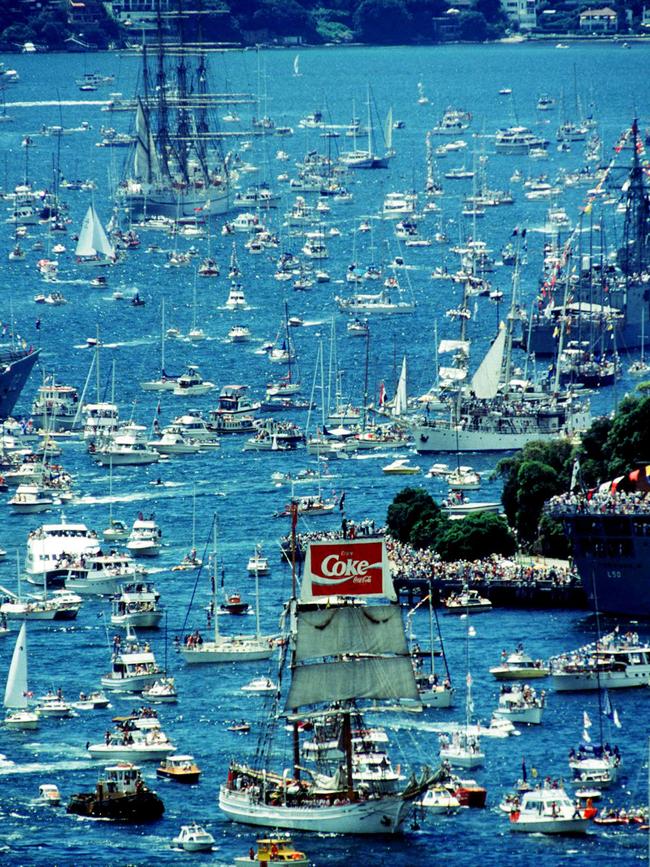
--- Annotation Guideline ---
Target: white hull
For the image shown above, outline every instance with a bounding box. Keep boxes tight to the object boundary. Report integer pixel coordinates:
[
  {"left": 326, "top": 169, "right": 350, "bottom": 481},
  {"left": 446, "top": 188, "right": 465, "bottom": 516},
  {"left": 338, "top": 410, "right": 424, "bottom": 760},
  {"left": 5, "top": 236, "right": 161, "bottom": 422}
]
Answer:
[
  {"left": 414, "top": 423, "right": 566, "bottom": 453},
  {"left": 100, "top": 672, "right": 159, "bottom": 692},
  {"left": 491, "top": 667, "right": 549, "bottom": 681},
  {"left": 111, "top": 612, "right": 163, "bottom": 629},
  {"left": 65, "top": 576, "right": 122, "bottom": 596},
  {"left": 551, "top": 669, "right": 650, "bottom": 691},
  {"left": 510, "top": 817, "right": 589, "bottom": 834},
  {"left": 119, "top": 186, "right": 231, "bottom": 219},
  {"left": 95, "top": 453, "right": 159, "bottom": 466},
  {"left": 219, "top": 786, "right": 414, "bottom": 834},
  {"left": 126, "top": 542, "right": 160, "bottom": 558},
  {"left": 180, "top": 641, "right": 273, "bottom": 664},
  {"left": 5, "top": 711, "right": 39, "bottom": 730},
  {"left": 439, "top": 748, "right": 485, "bottom": 769},
  {"left": 10, "top": 502, "right": 53, "bottom": 514},
  {"left": 88, "top": 742, "right": 175, "bottom": 761},
  {"left": 494, "top": 707, "right": 543, "bottom": 725},
  {"left": 419, "top": 687, "right": 454, "bottom": 708}
]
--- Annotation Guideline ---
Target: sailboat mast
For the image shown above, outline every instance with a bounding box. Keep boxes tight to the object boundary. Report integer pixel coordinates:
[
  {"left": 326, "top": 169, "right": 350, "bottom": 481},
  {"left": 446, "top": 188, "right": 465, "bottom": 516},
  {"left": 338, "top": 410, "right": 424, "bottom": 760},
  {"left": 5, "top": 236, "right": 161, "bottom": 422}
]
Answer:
[{"left": 212, "top": 515, "right": 219, "bottom": 644}]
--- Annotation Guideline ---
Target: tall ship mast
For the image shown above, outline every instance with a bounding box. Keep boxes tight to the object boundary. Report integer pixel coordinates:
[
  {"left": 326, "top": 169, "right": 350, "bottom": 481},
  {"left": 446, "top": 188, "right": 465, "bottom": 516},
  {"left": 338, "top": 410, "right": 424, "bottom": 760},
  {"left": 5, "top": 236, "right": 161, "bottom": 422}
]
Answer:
[
  {"left": 117, "top": 0, "right": 234, "bottom": 219},
  {"left": 528, "top": 119, "right": 650, "bottom": 356},
  {"left": 219, "top": 533, "right": 439, "bottom": 834}
]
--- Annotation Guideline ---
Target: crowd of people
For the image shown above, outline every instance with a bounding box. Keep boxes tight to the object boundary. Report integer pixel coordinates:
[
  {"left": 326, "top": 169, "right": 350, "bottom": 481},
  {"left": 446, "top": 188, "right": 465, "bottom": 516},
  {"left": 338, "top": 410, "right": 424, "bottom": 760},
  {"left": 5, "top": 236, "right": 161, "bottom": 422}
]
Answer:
[
  {"left": 548, "top": 489, "right": 650, "bottom": 516},
  {"left": 386, "top": 538, "right": 577, "bottom": 589}
]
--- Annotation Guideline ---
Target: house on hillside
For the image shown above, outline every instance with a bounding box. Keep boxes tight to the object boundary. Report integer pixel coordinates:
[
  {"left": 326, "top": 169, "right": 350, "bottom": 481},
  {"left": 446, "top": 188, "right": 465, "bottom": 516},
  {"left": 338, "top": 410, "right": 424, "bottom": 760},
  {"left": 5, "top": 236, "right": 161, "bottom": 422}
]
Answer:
[
  {"left": 578, "top": 7, "right": 618, "bottom": 32},
  {"left": 501, "top": 0, "right": 537, "bottom": 31}
]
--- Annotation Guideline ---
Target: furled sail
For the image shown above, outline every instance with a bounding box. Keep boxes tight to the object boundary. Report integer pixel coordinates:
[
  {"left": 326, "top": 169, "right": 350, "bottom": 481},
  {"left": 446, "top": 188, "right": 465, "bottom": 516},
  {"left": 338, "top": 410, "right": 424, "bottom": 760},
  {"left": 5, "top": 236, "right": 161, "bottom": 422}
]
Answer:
[
  {"left": 438, "top": 339, "right": 470, "bottom": 355},
  {"left": 294, "top": 605, "right": 409, "bottom": 663},
  {"left": 286, "top": 656, "right": 418, "bottom": 710},
  {"left": 470, "top": 324, "right": 506, "bottom": 398}
]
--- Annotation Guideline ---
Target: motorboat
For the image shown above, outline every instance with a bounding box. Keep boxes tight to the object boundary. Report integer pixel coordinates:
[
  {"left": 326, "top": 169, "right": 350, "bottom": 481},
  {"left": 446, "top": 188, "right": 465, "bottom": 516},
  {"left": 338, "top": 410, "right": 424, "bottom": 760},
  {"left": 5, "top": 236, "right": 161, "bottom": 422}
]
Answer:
[
  {"left": 173, "top": 365, "right": 215, "bottom": 397},
  {"left": 36, "top": 783, "right": 62, "bottom": 806},
  {"left": 9, "top": 483, "right": 55, "bottom": 514},
  {"left": 0, "top": 589, "right": 82, "bottom": 622},
  {"left": 148, "top": 430, "right": 201, "bottom": 455},
  {"left": 126, "top": 517, "right": 162, "bottom": 558},
  {"left": 416, "top": 786, "right": 461, "bottom": 814},
  {"left": 233, "top": 836, "right": 310, "bottom": 866},
  {"left": 111, "top": 582, "right": 163, "bottom": 628},
  {"left": 172, "top": 823, "right": 215, "bottom": 852},
  {"left": 347, "top": 317, "right": 369, "bottom": 337},
  {"left": 64, "top": 553, "right": 141, "bottom": 597},
  {"left": 100, "top": 625, "right": 162, "bottom": 692},
  {"left": 382, "top": 458, "right": 421, "bottom": 475},
  {"left": 157, "top": 754, "right": 201, "bottom": 784},
  {"left": 490, "top": 647, "right": 549, "bottom": 680},
  {"left": 228, "top": 325, "right": 251, "bottom": 343},
  {"left": 443, "top": 589, "right": 492, "bottom": 615},
  {"left": 142, "top": 677, "right": 178, "bottom": 704},
  {"left": 225, "top": 284, "right": 248, "bottom": 309},
  {"left": 246, "top": 545, "right": 270, "bottom": 576},
  {"left": 439, "top": 729, "right": 485, "bottom": 769},
  {"left": 88, "top": 727, "right": 176, "bottom": 762},
  {"left": 35, "top": 691, "right": 74, "bottom": 718},
  {"left": 446, "top": 466, "right": 481, "bottom": 490},
  {"left": 509, "top": 786, "right": 595, "bottom": 833},
  {"left": 31, "top": 379, "right": 80, "bottom": 431},
  {"left": 493, "top": 684, "right": 546, "bottom": 725},
  {"left": 72, "top": 691, "right": 110, "bottom": 711},
  {"left": 220, "top": 593, "right": 250, "bottom": 615},
  {"left": 569, "top": 743, "right": 621, "bottom": 788},
  {"left": 103, "top": 519, "right": 130, "bottom": 543},
  {"left": 241, "top": 676, "right": 277, "bottom": 693},
  {"left": 549, "top": 630, "right": 650, "bottom": 691},
  {"left": 67, "top": 763, "right": 164, "bottom": 821}
]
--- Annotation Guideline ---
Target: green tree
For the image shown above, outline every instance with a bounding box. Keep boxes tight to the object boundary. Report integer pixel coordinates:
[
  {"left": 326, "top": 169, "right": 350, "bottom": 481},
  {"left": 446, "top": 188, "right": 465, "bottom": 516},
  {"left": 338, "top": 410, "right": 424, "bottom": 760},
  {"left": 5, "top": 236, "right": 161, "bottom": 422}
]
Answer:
[
  {"left": 435, "top": 511, "right": 516, "bottom": 561},
  {"left": 386, "top": 487, "right": 439, "bottom": 544},
  {"left": 353, "top": 0, "right": 414, "bottom": 43},
  {"left": 497, "top": 439, "right": 573, "bottom": 550},
  {"left": 1, "top": 23, "right": 36, "bottom": 47},
  {"left": 603, "top": 394, "right": 650, "bottom": 477},
  {"left": 456, "top": 10, "right": 488, "bottom": 40}
]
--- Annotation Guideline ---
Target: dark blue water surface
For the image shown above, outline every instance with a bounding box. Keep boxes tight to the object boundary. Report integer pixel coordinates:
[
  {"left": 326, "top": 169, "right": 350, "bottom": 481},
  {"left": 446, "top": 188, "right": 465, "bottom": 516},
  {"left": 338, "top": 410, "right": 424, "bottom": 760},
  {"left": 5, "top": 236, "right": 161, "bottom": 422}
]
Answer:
[{"left": 0, "top": 43, "right": 649, "bottom": 866}]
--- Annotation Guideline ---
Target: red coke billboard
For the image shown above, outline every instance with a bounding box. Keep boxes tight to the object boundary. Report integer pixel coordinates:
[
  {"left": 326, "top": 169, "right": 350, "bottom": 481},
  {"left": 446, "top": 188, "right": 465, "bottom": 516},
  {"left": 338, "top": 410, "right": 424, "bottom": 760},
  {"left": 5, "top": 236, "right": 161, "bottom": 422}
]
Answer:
[{"left": 301, "top": 538, "right": 395, "bottom": 601}]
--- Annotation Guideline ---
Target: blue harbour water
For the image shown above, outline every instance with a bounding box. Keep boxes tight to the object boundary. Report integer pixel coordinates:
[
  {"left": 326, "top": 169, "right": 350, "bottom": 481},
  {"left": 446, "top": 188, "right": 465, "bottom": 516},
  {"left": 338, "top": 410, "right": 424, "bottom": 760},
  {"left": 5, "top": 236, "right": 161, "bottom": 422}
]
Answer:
[{"left": 0, "top": 43, "right": 649, "bottom": 865}]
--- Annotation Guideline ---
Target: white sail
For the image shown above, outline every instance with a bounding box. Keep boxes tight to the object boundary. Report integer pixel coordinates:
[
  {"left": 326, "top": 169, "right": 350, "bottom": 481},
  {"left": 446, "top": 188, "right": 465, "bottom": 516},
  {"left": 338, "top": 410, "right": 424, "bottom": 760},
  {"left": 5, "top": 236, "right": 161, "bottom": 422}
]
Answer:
[
  {"left": 385, "top": 107, "right": 393, "bottom": 152},
  {"left": 4, "top": 623, "right": 29, "bottom": 709},
  {"left": 439, "top": 366, "right": 466, "bottom": 382},
  {"left": 438, "top": 339, "right": 470, "bottom": 355},
  {"left": 470, "top": 324, "right": 506, "bottom": 399},
  {"left": 286, "top": 656, "right": 418, "bottom": 710},
  {"left": 75, "top": 206, "right": 115, "bottom": 260},
  {"left": 293, "top": 55, "right": 300, "bottom": 76},
  {"left": 392, "top": 356, "right": 407, "bottom": 417},
  {"left": 294, "top": 605, "right": 409, "bottom": 662}
]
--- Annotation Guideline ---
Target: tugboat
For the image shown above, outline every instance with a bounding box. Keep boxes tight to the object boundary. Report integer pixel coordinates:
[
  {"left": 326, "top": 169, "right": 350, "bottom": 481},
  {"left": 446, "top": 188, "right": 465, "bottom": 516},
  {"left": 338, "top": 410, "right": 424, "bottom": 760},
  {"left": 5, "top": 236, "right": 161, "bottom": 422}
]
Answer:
[{"left": 66, "top": 763, "right": 164, "bottom": 821}]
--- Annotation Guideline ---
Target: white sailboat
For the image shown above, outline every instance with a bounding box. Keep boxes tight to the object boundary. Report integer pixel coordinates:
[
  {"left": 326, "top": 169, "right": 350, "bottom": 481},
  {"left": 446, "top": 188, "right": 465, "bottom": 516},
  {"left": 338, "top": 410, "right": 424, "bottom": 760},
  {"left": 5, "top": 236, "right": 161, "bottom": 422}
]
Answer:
[
  {"left": 4, "top": 623, "right": 39, "bottom": 729},
  {"left": 75, "top": 204, "right": 116, "bottom": 266},
  {"left": 219, "top": 534, "right": 439, "bottom": 834},
  {"left": 180, "top": 519, "right": 275, "bottom": 664},
  {"left": 629, "top": 307, "right": 649, "bottom": 376},
  {"left": 440, "top": 621, "right": 484, "bottom": 768},
  {"left": 292, "top": 55, "right": 302, "bottom": 77}
]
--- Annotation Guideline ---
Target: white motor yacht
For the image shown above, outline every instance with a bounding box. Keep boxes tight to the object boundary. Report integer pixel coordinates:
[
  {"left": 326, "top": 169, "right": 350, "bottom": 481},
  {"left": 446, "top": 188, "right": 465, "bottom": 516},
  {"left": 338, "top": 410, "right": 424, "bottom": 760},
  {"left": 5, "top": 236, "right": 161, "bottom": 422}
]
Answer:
[
  {"left": 509, "top": 786, "right": 595, "bottom": 833},
  {"left": 64, "top": 553, "right": 141, "bottom": 596},
  {"left": 9, "top": 483, "right": 56, "bottom": 514},
  {"left": 126, "top": 517, "right": 162, "bottom": 558},
  {"left": 172, "top": 823, "right": 215, "bottom": 853},
  {"left": 88, "top": 727, "right": 176, "bottom": 762},
  {"left": 111, "top": 582, "right": 163, "bottom": 628},
  {"left": 142, "top": 677, "right": 178, "bottom": 703},
  {"left": 443, "top": 589, "right": 492, "bottom": 614},
  {"left": 35, "top": 691, "right": 74, "bottom": 718},
  {"left": 490, "top": 646, "right": 549, "bottom": 680},
  {"left": 173, "top": 365, "right": 215, "bottom": 397},
  {"left": 246, "top": 545, "right": 270, "bottom": 576},
  {"left": 95, "top": 425, "right": 160, "bottom": 466},
  {"left": 493, "top": 684, "right": 545, "bottom": 725},
  {"left": 100, "top": 625, "right": 162, "bottom": 692},
  {"left": 550, "top": 630, "right": 650, "bottom": 691}
]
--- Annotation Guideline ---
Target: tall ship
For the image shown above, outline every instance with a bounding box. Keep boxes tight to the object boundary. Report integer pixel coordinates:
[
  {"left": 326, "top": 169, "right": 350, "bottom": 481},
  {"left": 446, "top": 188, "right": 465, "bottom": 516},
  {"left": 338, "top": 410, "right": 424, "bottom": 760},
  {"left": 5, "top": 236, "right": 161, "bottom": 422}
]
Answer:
[
  {"left": 528, "top": 119, "right": 650, "bottom": 355},
  {"left": 116, "top": 5, "right": 235, "bottom": 219},
  {"left": 219, "top": 536, "right": 438, "bottom": 834},
  {"left": 0, "top": 344, "right": 40, "bottom": 420},
  {"left": 547, "top": 465, "right": 650, "bottom": 615},
  {"left": 412, "top": 251, "right": 590, "bottom": 453}
]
